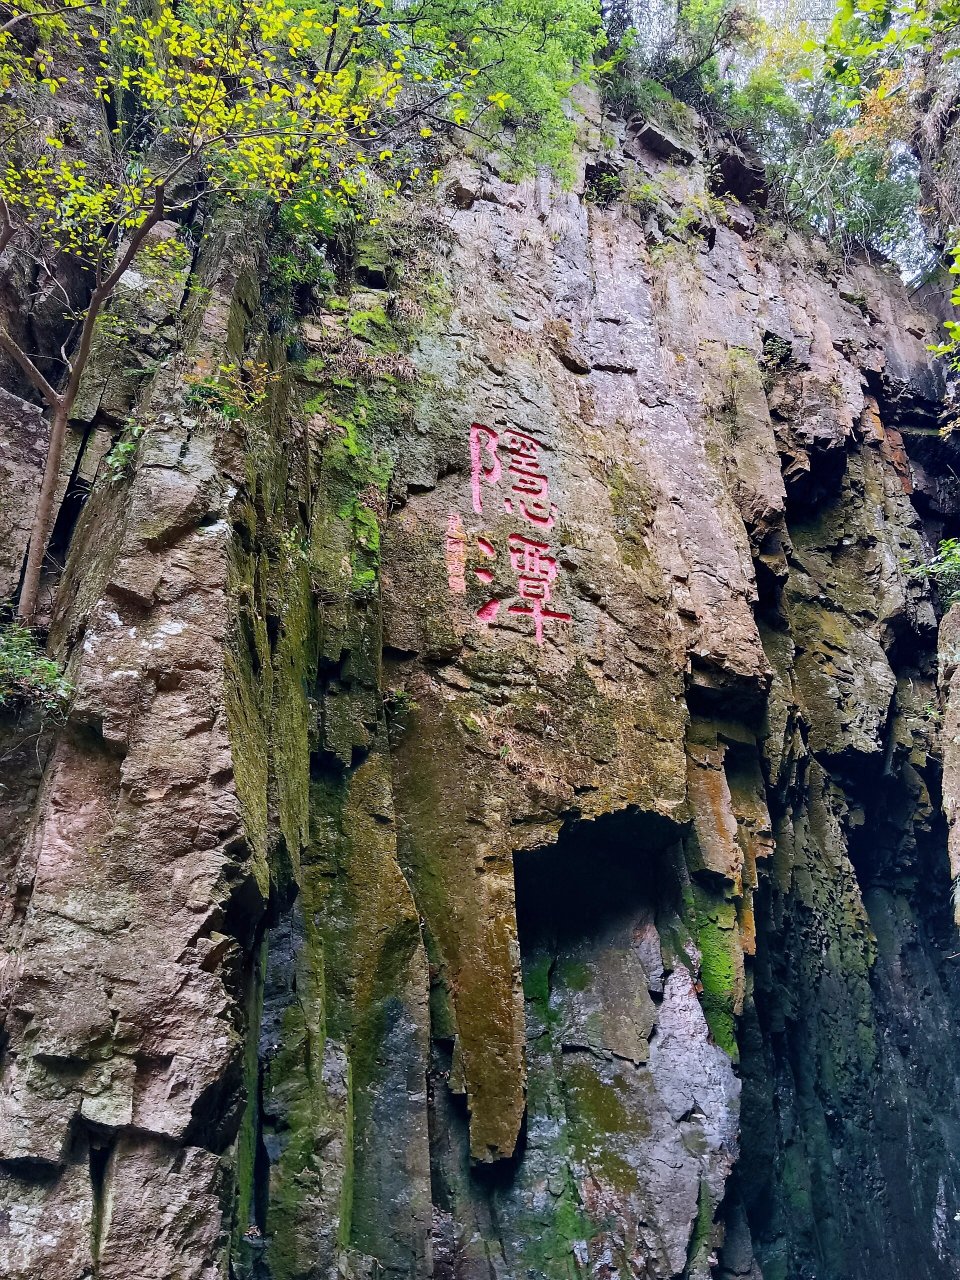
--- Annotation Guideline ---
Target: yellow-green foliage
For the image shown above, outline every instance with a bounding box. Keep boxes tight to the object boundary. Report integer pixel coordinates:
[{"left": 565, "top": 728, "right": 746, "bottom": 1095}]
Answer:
[
  {"left": 0, "top": 0, "right": 604, "bottom": 270},
  {"left": 2, "top": 0, "right": 416, "bottom": 261},
  {"left": 0, "top": 1, "right": 79, "bottom": 96}
]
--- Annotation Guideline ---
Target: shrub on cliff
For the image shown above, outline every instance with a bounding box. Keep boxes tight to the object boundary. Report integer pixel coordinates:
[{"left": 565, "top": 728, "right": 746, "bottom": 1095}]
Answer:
[
  {"left": 908, "top": 538, "right": 960, "bottom": 607},
  {"left": 825, "top": 0, "right": 960, "bottom": 362},
  {"left": 605, "top": 0, "right": 942, "bottom": 276},
  {"left": 0, "top": 623, "right": 72, "bottom": 719}
]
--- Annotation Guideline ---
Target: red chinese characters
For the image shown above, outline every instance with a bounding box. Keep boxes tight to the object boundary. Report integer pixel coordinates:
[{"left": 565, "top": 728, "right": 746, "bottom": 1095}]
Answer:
[
  {"left": 449, "top": 422, "right": 571, "bottom": 645},
  {"left": 501, "top": 428, "right": 557, "bottom": 529},
  {"left": 469, "top": 423, "right": 501, "bottom": 516},
  {"left": 505, "top": 533, "right": 569, "bottom": 645}
]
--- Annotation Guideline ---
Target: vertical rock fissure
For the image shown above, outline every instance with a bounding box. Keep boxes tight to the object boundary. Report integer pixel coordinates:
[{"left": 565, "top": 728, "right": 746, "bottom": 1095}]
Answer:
[
  {"left": 88, "top": 1134, "right": 112, "bottom": 1275},
  {"left": 252, "top": 1056, "right": 271, "bottom": 1241}
]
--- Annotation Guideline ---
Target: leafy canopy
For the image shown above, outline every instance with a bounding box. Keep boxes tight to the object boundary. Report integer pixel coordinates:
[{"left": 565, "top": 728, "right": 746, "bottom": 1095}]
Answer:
[
  {"left": 603, "top": 0, "right": 943, "bottom": 274},
  {"left": 825, "top": 0, "right": 960, "bottom": 359},
  {"left": 0, "top": 0, "right": 602, "bottom": 624},
  {"left": 0, "top": 0, "right": 603, "bottom": 275},
  {"left": 826, "top": 0, "right": 960, "bottom": 80}
]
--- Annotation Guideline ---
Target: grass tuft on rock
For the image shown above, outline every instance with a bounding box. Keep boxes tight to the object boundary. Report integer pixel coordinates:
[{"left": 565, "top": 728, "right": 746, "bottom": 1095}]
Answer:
[{"left": 0, "top": 622, "right": 72, "bottom": 719}]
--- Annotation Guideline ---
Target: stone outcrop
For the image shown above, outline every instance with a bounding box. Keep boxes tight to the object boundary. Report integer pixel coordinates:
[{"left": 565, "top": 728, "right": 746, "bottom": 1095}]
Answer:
[
  {"left": 0, "top": 388, "right": 48, "bottom": 603},
  {"left": 2, "top": 93, "right": 960, "bottom": 1280}
]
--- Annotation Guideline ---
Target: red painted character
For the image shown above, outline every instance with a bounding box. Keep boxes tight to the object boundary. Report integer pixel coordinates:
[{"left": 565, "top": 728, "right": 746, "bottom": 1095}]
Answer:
[
  {"left": 502, "top": 429, "right": 557, "bottom": 529},
  {"left": 506, "top": 534, "right": 571, "bottom": 645},
  {"left": 470, "top": 423, "right": 501, "bottom": 515}
]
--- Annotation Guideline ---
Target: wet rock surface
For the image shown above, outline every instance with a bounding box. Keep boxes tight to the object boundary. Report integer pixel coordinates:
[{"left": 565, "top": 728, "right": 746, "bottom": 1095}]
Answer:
[{"left": 1, "top": 97, "right": 960, "bottom": 1280}]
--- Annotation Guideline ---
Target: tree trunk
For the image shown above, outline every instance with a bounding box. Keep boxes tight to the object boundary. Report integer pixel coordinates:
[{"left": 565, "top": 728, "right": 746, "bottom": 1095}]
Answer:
[
  {"left": 17, "top": 398, "right": 68, "bottom": 623},
  {"left": 10, "top": 191, "right": 166, "bottom": 624}
]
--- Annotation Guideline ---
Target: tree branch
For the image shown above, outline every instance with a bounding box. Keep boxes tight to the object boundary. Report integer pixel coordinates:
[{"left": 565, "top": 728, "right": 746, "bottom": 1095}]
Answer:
[
  {"left": 0, "top": 325, "right": 60, "bottom": 407},
  {"left": 63, "top": 182, "right": 166, "bottom": 403},
  {"left": 0, "top": 1, "right": 96, "bottom": 36},
  {"left": 0, "top": 197, "right": 14, "bottom": 257}
]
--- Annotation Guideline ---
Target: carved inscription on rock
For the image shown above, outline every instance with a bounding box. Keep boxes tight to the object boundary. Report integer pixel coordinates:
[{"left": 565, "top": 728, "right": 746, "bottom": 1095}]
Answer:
[{"left": 447, "top": 422, "right": 571, "bottom": 646}]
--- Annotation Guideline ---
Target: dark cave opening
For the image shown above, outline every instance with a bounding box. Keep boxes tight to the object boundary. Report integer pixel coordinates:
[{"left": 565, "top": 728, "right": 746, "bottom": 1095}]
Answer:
[
  {"left": 513, "top": 807, "right": 685, "bottom": 951},
  {"left": 429, "top": 807, "right": 689, "bottom": 1220},
  {"left": 425, "top": 806, "right": 738, "bottom": 1278}
]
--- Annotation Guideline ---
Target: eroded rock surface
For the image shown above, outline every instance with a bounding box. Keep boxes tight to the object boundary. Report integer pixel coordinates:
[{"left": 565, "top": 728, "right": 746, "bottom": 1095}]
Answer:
[{"left": 1, "top": 95, "right": 960, "bottom": 1280}]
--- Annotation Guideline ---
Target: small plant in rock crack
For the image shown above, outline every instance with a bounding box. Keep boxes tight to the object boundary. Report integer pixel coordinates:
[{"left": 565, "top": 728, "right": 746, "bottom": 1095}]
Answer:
[
  {"left": 278, "top": 528, "right": 310, "bottom": 566},
  {"left": 0, "top": 622, "right": 72, "bottom": 720},
  {"left": 384, "top": 687, "right": 418, "bottom": 742},
  {"left": 627, "top": 180, "right": 662, "bottom": 220},
  {"left": 759, "top": 333, "right": 796, "bottom": 391},
  {"left": 185, "top": 362, "right": 278, "bottom": 421},
  {"left": 671, "top": 192, "right": 727, "bottom": 237},
  {"left": 105, "top": 418, "right": 147, "bottom": 484},
  {"left": 920, "top": 700, "right": 943, "bottom": 727},
  {"left": 384, "top": 687, "right": 418, "bottom": 716},
  {"left": 719, "top": 345, "right": 757, "bottom": 423},
  {"left": 906, "top": 539, "right": 960, "bottom": 608},
  {"left": 584, "top": 167, "right": 624, "bottom": 206}
]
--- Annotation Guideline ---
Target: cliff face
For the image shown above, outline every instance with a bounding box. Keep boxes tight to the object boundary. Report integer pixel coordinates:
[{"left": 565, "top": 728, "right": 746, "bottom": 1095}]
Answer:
[{"left": 2, "top": 98, "right": 960, "bottom": 1280}]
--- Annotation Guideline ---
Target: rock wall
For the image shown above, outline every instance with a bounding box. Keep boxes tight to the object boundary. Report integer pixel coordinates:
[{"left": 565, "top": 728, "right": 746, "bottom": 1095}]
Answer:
[{"left": 2, "top": 100, "right": 960, "bottom": 1280}]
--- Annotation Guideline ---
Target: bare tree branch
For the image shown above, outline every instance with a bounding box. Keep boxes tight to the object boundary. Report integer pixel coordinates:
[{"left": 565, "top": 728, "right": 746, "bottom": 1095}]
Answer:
[
  {"left": 0, "top": 1, "right": 96, "bottom": 36},
  {"left": 0, "top": 325, "right": 60, "bottom": 407},
  {"left": 64, "top": 182, "right": 166, "bottom": 395}
]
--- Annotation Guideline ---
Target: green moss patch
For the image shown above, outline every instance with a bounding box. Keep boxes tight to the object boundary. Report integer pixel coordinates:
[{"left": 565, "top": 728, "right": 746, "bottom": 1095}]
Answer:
[{"left": 691, "top": 884, "right": 741, "bottom": 1061}]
